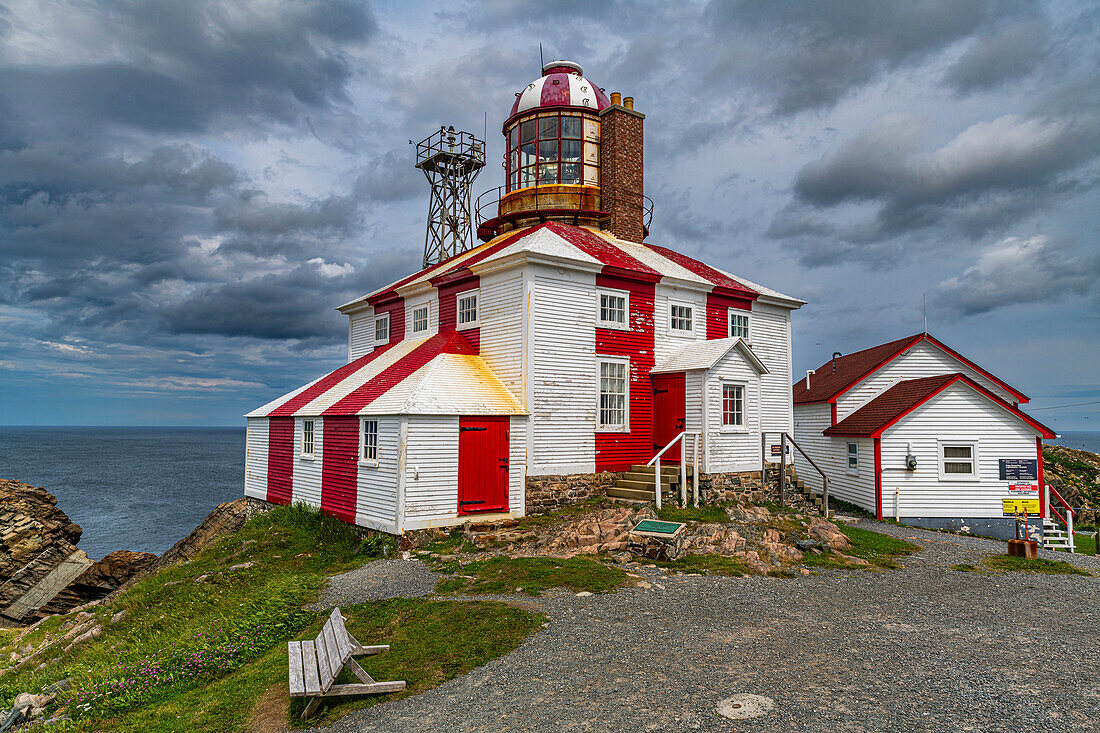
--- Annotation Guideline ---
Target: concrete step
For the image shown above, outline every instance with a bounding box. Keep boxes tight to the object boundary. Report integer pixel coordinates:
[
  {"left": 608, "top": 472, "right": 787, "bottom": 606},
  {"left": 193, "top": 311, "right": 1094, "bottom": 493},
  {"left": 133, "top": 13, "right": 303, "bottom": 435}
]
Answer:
[
  {"left": 606, "top": 487, "right": 673, "bottom": 502},
  {"left": 629, "top": 464, "right": 688, "bottom": 476},
  {"left": 621, "top": 471, "right": 680, "bottom": 483},
  {"left": 614, "top": 479, "right": 680, "bottom": 492}
]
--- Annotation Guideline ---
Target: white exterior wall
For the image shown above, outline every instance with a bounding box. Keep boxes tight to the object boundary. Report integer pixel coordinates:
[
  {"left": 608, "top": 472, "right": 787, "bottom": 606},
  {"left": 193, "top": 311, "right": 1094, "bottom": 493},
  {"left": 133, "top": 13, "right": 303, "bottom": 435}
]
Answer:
[
  {"left": 529, "top": 265, "right": 597, "bottom": 474},
  {"left": 478, "top": 269, "right": 526, "bottom": 402},
  {"left": 508, "top": 416, "right": 528, "bottom": 515},
  {"left": 244, "top": 418, "right": 268, "bottom": 500},
  {"left": 291, "top": 416, "right": 323, "bottom": 507},
  {"left": 348, "top": 307, "right": 375, "bottom": 361},
  {"left": 403, "top": 415, "right": 460, "bottom": 529},
  {"left": 653, "top": 283, "right": 705, "bottom": 363},
  {"left": 703, "top": 353, "right": 762, "bottom": 473},
  {"left": 836, "top": 340, "right": 1017, "bottom": 421},
  {"left": 355, "top": 415, "right": 401, "bottom": 533},
  {"left": 793, "top": 403, "right": 877, "bottom": 511},
  {"left": 403, "top": 290, "right": 438, "bottom": 340},
  {"left": 749, "top": 302, "right": 794, "bottom": 436},
  {"left": 880, "top": 383, "right": 1039, "bottom": 519}
]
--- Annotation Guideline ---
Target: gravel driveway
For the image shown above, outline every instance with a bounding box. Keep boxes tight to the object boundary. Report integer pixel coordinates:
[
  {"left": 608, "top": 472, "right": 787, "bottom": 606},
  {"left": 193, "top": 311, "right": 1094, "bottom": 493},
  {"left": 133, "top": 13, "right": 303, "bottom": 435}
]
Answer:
[{"left": 309, "top": 521, "right": 1099, "bottom": 732}]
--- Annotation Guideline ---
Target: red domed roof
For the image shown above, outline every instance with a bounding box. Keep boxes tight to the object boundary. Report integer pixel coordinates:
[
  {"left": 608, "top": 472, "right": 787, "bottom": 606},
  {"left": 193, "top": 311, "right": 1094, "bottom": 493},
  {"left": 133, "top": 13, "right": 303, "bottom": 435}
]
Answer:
[{"left": 506, "top": 60, "right": 611, "bottom": 127}]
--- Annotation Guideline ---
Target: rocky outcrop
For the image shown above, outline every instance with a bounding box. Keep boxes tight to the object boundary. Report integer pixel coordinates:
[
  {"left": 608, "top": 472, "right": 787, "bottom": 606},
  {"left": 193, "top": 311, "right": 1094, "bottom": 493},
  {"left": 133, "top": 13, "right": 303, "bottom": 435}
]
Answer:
[{"left": 27, "top": 551, "right": 159, "bottom": 622}]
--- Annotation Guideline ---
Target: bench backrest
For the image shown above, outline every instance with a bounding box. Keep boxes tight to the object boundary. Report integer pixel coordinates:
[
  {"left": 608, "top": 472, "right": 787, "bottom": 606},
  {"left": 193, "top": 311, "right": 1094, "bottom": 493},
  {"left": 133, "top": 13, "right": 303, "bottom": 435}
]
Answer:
[{"left": 314, "top": 607, "right": 353, "bottom": 691}]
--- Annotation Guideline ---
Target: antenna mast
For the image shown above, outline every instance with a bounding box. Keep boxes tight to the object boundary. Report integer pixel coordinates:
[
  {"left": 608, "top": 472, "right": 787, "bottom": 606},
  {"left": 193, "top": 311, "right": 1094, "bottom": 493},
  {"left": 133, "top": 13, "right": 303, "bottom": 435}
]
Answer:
[{"left": 414, "top": 126, "right": 486, "bottom": 268}]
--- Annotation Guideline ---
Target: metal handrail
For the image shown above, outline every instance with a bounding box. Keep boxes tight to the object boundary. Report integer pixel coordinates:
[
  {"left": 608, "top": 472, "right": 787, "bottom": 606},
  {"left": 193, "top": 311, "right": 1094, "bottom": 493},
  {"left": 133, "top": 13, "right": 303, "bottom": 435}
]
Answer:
[
  {"left": 645, "top": 431, "right": 701, "bottom": 510},
  {"left": 762, "top": 431, "right": 830, "bottom": 517},
  {"left": 474, "top": 184, "right": 654, "bottom": 231},
  {"left": 1045, "top": 483, "right": 1075, "bottom": 553},
  {"left": 647, "top": 431, "right": 689, "bottom": 465}
]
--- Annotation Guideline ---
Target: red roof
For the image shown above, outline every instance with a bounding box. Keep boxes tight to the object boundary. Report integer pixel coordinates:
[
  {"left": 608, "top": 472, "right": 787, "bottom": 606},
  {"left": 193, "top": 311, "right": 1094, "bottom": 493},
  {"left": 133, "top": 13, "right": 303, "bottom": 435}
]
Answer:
[
  {"left": 793, "top": 333, "right": 1028, "bottom": 405},
  {"left": 823, "top": 373, "right": 1054, "bottom": 439}
]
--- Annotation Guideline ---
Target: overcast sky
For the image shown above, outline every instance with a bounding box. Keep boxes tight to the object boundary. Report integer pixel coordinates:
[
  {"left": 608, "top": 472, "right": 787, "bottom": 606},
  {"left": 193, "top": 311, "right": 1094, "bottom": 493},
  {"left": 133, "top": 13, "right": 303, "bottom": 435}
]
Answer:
[{"left": 1, "top": 0, "right": 1097, "bottom": 431}]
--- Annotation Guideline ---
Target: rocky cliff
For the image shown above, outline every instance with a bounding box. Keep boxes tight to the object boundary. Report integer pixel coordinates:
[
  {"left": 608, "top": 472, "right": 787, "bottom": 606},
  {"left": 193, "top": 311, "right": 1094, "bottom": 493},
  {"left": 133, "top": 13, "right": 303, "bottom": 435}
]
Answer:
[{"left": 1043, "top": 444, "right": 1100, "bottom": 524}]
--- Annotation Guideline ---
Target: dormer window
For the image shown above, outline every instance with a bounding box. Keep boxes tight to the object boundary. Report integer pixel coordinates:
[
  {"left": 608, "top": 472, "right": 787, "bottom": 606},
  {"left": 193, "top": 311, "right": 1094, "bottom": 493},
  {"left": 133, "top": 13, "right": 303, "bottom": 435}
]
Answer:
[
  {"left": 411, "top": 304, "right": 429, "bottom": 334},
  {"left": 729, "top": 312, "right": 750, "bottom": 340},
  {"left": 374, "top": 312, "right": 390, "bottom": 344},
  {"left": 670, "top": 303, "right": 693, "bottom": 334},
  {"left": 597, "top": 289, "right": 628, "bottom": 329},
  {"left": 457, "top": 291, "right": 478, "bottom": 328}
]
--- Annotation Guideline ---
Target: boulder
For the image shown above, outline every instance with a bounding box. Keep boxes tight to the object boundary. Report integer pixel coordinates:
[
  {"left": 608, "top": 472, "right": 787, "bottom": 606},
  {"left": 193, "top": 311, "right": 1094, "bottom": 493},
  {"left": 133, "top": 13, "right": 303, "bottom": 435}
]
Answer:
[{"left": 806, "top": 517, "right": 851, "bottom": 551}]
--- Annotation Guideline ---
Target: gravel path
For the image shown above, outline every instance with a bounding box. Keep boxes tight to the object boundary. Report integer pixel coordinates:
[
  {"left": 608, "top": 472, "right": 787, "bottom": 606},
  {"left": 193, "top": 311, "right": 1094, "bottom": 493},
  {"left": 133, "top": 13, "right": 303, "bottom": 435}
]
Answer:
[
  {"left": 309, "top": 524, "right": 1100, "bottom": 732},
  {"left": 307, "top": 558, "right": 440, "bottom": 610}
]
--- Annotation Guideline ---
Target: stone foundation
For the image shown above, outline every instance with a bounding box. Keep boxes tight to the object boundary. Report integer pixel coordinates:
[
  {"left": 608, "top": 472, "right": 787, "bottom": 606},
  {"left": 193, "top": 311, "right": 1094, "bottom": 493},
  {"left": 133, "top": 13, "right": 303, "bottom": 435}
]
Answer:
[
  {"left": 525, "top": 472, "right": 617, "bottom": 514},
  {"left": 698, "top": 471, "right": 766, "bottom": 504}
]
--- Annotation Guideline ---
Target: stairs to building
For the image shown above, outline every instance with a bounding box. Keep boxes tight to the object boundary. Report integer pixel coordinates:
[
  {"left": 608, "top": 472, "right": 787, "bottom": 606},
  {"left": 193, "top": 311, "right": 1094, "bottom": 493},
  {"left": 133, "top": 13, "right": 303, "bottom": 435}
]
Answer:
[
  {"left": 1041, "top": 518, "right": 1073, "bottom": 550},
  {"left": 779, "top": 465, "right": 833, "bottom": 518},
  {"left": 606, "top": 465, "right": 691, "bottom": 503}
]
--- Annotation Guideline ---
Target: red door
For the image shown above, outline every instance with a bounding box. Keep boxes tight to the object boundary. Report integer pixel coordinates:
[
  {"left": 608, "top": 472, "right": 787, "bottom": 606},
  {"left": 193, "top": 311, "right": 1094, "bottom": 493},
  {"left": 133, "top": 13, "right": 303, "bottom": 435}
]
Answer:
[
  {"left": 652, "top": 373, "right": 685, "bottom": 463},
  {"left": 458, "top": 416, "right": 510, "bottom": 514}
]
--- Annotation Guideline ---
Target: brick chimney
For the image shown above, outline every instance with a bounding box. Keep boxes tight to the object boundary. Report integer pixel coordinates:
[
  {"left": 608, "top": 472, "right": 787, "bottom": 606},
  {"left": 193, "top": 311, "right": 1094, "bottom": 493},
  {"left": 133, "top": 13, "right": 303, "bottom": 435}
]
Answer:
[{"left": 599, "top": 92, "right": 645, "bottom": 242}]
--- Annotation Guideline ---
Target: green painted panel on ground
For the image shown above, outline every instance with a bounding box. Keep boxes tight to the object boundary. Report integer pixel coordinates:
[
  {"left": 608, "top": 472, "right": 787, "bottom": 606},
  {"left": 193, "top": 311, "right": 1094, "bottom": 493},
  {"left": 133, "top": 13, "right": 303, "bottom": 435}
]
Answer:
[{"left": 632, "top": 520, "right": 684, "bottom": 536}]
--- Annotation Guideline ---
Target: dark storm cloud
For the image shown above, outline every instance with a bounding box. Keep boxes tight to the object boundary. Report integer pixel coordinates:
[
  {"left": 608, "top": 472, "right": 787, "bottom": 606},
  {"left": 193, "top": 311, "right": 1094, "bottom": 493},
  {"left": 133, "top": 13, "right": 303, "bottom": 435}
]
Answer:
[{"left": 944, "top": 18, "right": 1051, "bottom": 93}]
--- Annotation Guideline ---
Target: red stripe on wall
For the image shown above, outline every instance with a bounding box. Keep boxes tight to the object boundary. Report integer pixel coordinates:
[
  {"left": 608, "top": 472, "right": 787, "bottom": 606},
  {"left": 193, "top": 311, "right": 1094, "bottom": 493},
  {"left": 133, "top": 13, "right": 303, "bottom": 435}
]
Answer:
[
  {"left": 267, "top": 417, "right": 294, "bottom": 505},
  {"left": 705, "top": 292, "right": 752, "bottom": 340},
  {"left": 436, "top": 276, "right": 481, "bottom": 352},
  {"left": 321, "top": 416, "right": 359, "bottom": 523},
  {"left": 325, "top": 332, "right": 476, "bottom": 415},
  {"left": 595, "top": 273, "right": 656, "bottom": 472}
]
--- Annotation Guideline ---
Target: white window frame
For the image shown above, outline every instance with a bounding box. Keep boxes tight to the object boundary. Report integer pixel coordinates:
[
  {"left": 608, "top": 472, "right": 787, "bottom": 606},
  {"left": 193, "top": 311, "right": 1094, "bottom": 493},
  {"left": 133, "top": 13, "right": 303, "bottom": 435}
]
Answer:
[
  {"left": 300, "top": 418, "right": 316, "bottom": 459},
  {"left": 596, "top": 357, "right": 630, "bottom": 432},
  {"left": 669, "top": 301, "right": 694, "bottom": 335},
  {"left": 374, "top": 312, "right": 390, "bottom": 345},
  {"left": 938, "top": 441, "right": 978, "bottom": 480},
  {"left": 729, "top": 310, "right": 750, "bottom": 340},
  {"left": 846, "top": 442, "right": 859, "bottom": 475},
  {"left": 596, "top": 288, "right": 629, "bottom": 330},
  {"left": 456, "top": 289, "right": 479, "bottom": 330},
  {"left": 720, "top": 382, "right": 746, "bottom": 431},
  {"left": 410, "top": 303, "right": 429, "bottom": 335},
  {"left": 359, "top": 418, "right": 379, "bottom": 467}
]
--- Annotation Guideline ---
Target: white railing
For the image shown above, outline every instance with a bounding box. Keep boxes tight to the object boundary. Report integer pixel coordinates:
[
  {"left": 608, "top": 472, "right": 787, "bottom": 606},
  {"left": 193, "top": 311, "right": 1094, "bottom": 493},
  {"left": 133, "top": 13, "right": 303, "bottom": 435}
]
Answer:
[
  {"left": 646, "top": 431, "right": 701, "bottom": 509},
  {"left": 1045, "top": 483, "right": 1075, "bottom": 553}
]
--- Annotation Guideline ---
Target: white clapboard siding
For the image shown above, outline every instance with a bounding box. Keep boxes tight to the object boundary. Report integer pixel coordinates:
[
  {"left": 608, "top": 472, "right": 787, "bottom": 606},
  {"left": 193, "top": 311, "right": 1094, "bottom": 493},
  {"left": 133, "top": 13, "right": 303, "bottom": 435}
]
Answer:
[
  {"left": 348, "top": 308, "right": 376, "bottom": 361},
  {"left": 792, "top": 403, "right": 831, "bottom": 495},
  {"left": 403, "top": 291, "right": 438, "bottom": 339},
  {"left": 355, "top": 415, "right": 400, "bottom": 533},
  {"left": 702, "top": 353, "right": 762, "bottom": 473},
  {"left": 403, "top": 415, "right": 460, "bottom": 527},
  {"left": 749, "top": 302, "right": 793, "bottom": 436},
  {"left": 245, "top": 418, "right": 269, "bottom": 500},
  {"left": 653, "top": 284, "right": 705, "bottom": 363},
  {"left": 881, "top": 383, "right": 1040, "bottom": 518},
  {"left": 291, "top": 417, "right": 323, "bottom": 508},
  {"left": 530, "top": 267, "right": 597, "bottom": 474},
  {"left": 793, "top": 403, "right": 876, "bottom": 511},
  {"left": 509, "top": 416, "right": 528, "bottom": 516},
  {"left": 479, "top": 270, "right": 526, "bottom": 401},
  {"left": 837, "top": 339, "right": 1018, "bottom": 421}
]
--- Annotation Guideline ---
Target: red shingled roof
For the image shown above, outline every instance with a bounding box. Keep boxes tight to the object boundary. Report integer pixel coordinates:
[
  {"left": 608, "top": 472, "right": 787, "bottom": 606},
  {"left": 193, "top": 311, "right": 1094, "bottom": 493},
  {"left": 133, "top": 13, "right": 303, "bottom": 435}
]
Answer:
[
  {"left": 793, "top": 333, "right": 1028, "bottom": 405},
  {"left": 823, "top": 373, "right": 1054, "bottom": 439}
]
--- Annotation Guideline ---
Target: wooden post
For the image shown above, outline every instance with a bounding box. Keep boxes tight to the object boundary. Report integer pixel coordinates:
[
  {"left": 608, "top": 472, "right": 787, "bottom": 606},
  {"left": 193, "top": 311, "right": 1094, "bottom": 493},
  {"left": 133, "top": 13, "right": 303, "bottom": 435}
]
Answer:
[
  {"left": 822, "top": 476, "right": 829, "bottom": 518},
  {"left": 680, "top": 436, "right": 687, "bottom": 507},
  {"left": 693, "top": 433, "right": 700, "bottom": 508},
  {"left": 654, "top": 457, "right": 662, "bottom": 510},
  {"left": 779, "top": 433, "right": 787, "bottom": 506}
]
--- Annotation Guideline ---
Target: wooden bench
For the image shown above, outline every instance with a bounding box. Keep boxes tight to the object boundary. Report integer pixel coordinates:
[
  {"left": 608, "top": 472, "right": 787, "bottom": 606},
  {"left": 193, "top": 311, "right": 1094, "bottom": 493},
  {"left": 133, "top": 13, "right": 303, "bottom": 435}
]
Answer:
[{"left": 288, "top": 607, "right": 406, "bottom": 719}]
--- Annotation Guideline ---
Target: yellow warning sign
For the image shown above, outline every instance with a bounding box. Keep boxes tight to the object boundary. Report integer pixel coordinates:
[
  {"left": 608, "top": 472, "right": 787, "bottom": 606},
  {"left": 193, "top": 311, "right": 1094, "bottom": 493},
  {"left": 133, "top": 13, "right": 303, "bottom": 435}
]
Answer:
[{"left": 1002, "top": 498, "right": 1040, "bottom": 516}]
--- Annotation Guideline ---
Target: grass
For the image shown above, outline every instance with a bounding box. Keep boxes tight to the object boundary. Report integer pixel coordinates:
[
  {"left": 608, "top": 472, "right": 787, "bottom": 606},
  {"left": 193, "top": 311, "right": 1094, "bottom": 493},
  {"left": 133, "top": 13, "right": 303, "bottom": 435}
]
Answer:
[
  {"left": 652, "top": 553, "right": 749, "bottom": 576},
  {"left": 420, "top": 528, "right": 480, "bottom": 555},
  {"left": 654, "top": 504, "right": 729, "bottom": 524},
  {"left": 515, "top": 497, "right": 605, "bottom": 529},
  {"left": 795, "top": 522, "right": 922, "bottom": 571},
  {"left": 0, "top": 504, "right": 541, "bottom": 732},
  {"left": 950, "top": 563, "right": 979, "bottom": 572},
  {"left": 983, "top": 555, "right": 1091, "bottom": 576},
  {"left": 434, "top": 556, "right": 630, "bottom": 596},
  {"left": 1058, "top": 533, "right": 1097, "bottom": 556}
]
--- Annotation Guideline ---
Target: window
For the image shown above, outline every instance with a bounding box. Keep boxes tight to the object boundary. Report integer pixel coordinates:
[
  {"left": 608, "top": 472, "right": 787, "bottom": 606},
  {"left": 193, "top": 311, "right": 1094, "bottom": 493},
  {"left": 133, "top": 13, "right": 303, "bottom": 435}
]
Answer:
[
  {"left": 411, "top": 304, "right": 429, "bottom": 334},
  {"left": 457, "top": 291, "right": 478, "bottom": 328},
  {"left": 374, "top": 312, "right": 389, "bottom": 343},
  {"left": 847, "top": 442, "right": 858, "bottom": 474},
  {"left": 670, "top": 303, "right": 693, "bottom": 334},
  {"left": 729, "top": 311, "right": 750, "bottom": 339},
  {"left": 597, "top": 289, "right": 627, "bottom": 328},
  {"left": 940, "top": 443, "right": 976, "bottom": 479},
  {"left": 722, "top": 383, "right": 744, "bottom": 427},
  {"left": 505, "top": 113, "right": 600, "bottom": 191},
  {"left": 360, "top": 418, "right": 378, "bottom": 464},
  {"left": 301, "top": 419, "right": 315, "bottom": 458},
  {"left": 598, "top": 360, "right": 628, "bottom": 430}
]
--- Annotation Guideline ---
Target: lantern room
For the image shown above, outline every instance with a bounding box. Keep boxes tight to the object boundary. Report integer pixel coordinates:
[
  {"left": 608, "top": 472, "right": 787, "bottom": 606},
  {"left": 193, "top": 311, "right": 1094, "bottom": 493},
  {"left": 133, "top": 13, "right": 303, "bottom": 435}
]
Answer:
[{"left": 477, "top": 60, "right": 650, "bottom": 243}]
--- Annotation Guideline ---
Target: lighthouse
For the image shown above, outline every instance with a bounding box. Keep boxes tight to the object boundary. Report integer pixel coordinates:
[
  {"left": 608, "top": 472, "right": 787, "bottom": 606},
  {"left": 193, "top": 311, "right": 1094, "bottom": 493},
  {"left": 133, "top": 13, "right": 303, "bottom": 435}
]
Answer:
[{"left": 477, "top": 60, "right": 649, "bottom": 243}]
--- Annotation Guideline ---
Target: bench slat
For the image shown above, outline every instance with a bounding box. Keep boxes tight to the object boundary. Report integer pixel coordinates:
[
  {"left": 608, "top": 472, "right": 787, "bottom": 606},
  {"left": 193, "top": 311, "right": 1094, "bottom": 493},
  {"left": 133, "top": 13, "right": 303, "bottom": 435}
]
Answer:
[
  {"left": 287, "top": 641, "right": 305, "bottom": 696},
  {"left": 315, "top": 631, "right": 336, "bottom": 692},
  {"left": 322, "top": 622, "right": 346, "bottom": 688},
  {"left": 331, "top": 611, "right": 352, "bottom": 661},
  {"left": 301, "top": 640, "right": 321, "bottom": 696},
  {"left": 323, "top": 681, "right": 407, "bottom": 697}
]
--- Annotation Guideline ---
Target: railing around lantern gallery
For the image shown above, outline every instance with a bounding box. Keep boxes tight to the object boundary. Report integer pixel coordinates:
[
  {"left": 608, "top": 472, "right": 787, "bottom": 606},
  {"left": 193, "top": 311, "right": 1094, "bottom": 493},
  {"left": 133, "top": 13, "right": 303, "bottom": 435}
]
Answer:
[
  {"left": 473, "top": 184, "right": 653, "bottom": 240},
  {"left": 646, "top": 431, "right": 702, "bottom": 510},
  {"left": 1046, "top": 483, "right": 1076, "bottom": 553}
]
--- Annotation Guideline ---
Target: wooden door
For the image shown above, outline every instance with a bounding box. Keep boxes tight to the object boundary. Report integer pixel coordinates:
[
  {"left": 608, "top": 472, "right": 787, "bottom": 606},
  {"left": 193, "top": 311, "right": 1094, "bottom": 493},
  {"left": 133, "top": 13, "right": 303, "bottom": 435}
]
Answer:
[
  {"left": 457, "top": 416, "right": 510, "bottom": 514},
  {"left": 651, "top": 373, "right": 685, "bottom": 463}
]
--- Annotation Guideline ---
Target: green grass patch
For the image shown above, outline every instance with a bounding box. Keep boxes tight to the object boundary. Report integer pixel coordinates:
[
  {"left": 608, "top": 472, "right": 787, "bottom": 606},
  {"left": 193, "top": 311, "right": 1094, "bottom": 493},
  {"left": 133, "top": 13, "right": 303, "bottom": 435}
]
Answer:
[
  {"left": 824, "top": 523, "right": 922, "bottom": 569},
  {"left": 515, "top": 497, "right": 606, "bottom": 529},
  {"left": 434, "top": 556, "right": 630, "bottom": 596},
  {"left": 0, "top": 503, "right": 454, "bottom": 733},
  {"left": 652, "top": 553, "right": 749, "bottom": 576},
  {"left": 951, "top": 563, "right": 979, "bottom": 572},
  {"left": 983, "top": 555, "right": 1091, "bottom": 576},
  {"left": 420, "top": 527, "right": 480, "bottom": 555},
  {"left": 654, "top": 504, "right": 728, "bottom": 524},
  {"left": 1056, "top": 533, "right": 1097, "bottom": 556}
]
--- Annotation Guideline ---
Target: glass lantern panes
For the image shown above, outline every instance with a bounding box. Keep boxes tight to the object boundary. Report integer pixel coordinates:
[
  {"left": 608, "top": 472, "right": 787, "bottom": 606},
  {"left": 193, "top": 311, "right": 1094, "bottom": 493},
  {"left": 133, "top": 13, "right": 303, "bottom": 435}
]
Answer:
[{"left": 505, "top": 113, "right": 600, "bottom": 192}]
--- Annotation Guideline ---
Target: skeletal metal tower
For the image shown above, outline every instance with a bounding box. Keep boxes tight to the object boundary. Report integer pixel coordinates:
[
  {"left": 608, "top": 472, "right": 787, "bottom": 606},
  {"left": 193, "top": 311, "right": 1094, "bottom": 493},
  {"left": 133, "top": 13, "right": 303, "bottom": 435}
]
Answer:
[{"left": 415, "top": 126, "right": 485, "bottom": 268}]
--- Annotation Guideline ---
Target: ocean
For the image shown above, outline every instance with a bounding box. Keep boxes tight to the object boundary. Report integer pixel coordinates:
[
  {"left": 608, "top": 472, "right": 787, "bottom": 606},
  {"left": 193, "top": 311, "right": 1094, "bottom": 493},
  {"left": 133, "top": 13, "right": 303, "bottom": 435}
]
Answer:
[
  {"left": 1047, "top": 430, "right": 1100, "bottom": 454},
  {"left": 0, "top": 427, "right": 245, "bottom": 561}
]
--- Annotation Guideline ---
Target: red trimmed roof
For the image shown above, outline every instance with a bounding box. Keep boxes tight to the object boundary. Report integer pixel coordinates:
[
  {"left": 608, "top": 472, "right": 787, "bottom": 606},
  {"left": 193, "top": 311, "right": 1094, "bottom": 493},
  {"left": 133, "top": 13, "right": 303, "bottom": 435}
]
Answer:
[
  {"left": 643, "top": 242, "right": 758, "bottom": 298},
  {"left": 793, "top": 333, "right": 1028, "bottom": 405},
  {"left": 823, "top": 373, "right": 1054, "bottom": 439},
  {"left": 545, "top": 222, "right": 660, "bottom": 280}
]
